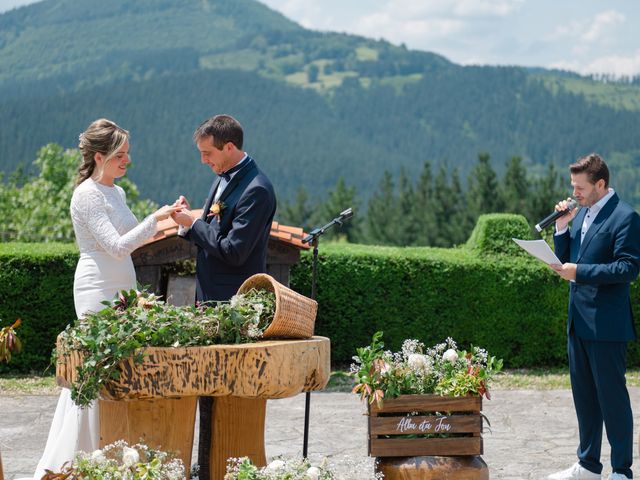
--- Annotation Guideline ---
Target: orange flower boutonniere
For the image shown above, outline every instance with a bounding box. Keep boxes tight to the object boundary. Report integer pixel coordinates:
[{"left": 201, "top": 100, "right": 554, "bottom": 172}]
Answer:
[{"left": 208, "top": 201, "right": 226, "bottom": 223}]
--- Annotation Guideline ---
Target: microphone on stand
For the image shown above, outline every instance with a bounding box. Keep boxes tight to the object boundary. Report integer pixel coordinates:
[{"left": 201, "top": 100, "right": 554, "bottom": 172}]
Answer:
[{"left": 535, "top": 199, "right": 578, "bottom": 232}]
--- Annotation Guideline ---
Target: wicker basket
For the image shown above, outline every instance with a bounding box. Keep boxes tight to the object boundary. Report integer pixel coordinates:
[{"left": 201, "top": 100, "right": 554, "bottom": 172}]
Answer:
[{"left": 237, "top": 273, "right": 318, "bottom": 339}]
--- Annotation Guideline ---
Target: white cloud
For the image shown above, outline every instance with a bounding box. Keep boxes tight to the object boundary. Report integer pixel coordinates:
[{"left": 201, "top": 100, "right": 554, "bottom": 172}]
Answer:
[
  {"left": 550, "top": 49, "right": 640, "bottom": 76},
  {"left": 452, "top": 0, "right": 524, "bottom": 17},
  {"left": 354, "top": 12, "right": 464, "bottom": 43},
  {"left": 551, "top": 9, "right": 625, "bottom": 44},
  {"left": 582, "top": 10, "right": 625, "bottom": 42}
]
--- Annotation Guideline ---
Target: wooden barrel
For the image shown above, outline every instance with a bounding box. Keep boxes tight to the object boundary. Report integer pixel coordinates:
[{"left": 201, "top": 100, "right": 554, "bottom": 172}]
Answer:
[{"left": 376, "top": 456, "right": 489, "bottom": 480}]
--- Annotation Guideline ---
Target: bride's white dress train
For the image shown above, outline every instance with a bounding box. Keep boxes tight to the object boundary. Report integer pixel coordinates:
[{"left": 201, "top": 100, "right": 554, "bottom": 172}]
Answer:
[{"left": 31, "top": 178, "right": 157, "bottom": 479}]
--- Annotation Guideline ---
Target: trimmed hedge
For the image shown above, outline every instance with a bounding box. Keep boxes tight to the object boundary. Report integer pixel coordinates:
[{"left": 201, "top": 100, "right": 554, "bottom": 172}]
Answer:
[
  {"left": 3, "top": 214, "right": 640, "bottom": 371},
  {"left": 466, "top": 213, "right": 532, "bottom": 256},
  {"left": 0, "top": 242, "right": 78, "bottom": 373},
  {"left": 290, "top": 243, "right": 571, "bottom": 367},
  {"left": 290, "top": 214, "right": 640, "bottom": 368}
]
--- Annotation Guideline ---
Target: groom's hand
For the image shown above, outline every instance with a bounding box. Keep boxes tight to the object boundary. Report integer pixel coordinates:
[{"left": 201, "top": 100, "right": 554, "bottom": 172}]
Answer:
[
  {"left": 172, "top": 209, "right": 198, "bottom": 227},
  {"left": 175, "top": 195, "right": 191, "bottom": 209}
]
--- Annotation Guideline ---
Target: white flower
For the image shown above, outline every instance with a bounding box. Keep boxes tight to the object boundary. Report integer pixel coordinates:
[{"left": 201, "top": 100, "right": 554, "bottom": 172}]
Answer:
[
  {"left": 443, "top": 348, "right": 458, "bottom": 364},
  {"left": 265, "top": 459, "right": 286, "bottom": 472},
  {"left": 230, "top": 295, "right": 240, "bottom": 308},
  {"left": 306, "top": 466, "right": 321, "bottom": 480},
  {"left": 407, "top": 353, "right": 431, "bottom": 373},
  {"left": 122, "top": 446, "right": 140, "bottom": 466},
  {"left": 90, "top": 449, "right": 106, "bottom": 462}
]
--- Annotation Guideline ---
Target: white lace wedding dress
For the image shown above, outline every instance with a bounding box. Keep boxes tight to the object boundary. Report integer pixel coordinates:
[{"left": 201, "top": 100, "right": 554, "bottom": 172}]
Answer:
[{"left": 32, "top": 178, "right": 157, "bottom": 478}]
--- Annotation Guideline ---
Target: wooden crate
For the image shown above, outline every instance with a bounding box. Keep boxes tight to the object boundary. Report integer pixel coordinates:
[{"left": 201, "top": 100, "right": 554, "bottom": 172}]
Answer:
[{"left": 368, "top": 394, "right": 483, "bottom": 457}]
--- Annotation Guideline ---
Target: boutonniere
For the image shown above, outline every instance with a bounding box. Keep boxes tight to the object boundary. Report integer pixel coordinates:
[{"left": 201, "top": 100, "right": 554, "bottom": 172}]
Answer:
[{"left": 207, "top": 201, "right": 226, "bottom": 223}]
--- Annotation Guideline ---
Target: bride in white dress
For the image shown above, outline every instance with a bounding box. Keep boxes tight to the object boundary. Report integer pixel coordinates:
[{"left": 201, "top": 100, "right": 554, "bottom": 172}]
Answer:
[{"left": 32, "top": 119, "right": 179, "bottom": 478}]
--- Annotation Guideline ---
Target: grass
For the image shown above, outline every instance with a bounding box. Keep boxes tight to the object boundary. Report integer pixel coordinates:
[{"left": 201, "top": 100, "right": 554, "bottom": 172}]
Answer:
[{"left": 7, "top": 369, "right": 640, "bottom": 396}]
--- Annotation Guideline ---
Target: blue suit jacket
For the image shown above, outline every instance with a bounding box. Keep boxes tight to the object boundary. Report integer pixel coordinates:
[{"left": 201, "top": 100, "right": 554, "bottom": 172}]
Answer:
[
  {"left": 183, "top": 157, "right": 276, "bottom": 302},
  {"left": 554, "top": 193, "right": 640, "bottom": 341}
]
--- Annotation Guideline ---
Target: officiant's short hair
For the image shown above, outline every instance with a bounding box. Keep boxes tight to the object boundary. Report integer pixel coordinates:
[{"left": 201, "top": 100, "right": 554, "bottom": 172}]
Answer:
[
  {"left": 193, "top": 114, "right": 243, "bottom": 150},
  {"left": 570, "top": 153, "right": 609, "bottom": 188}
]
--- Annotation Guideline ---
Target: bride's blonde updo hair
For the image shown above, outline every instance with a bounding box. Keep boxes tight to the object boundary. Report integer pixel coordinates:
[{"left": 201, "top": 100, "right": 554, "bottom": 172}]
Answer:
[{"left": 76, "top": 118, "right": 129, "bottom": 185}]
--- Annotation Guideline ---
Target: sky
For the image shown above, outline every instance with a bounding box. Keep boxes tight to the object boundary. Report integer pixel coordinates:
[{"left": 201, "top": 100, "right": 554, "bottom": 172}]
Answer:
[{"left": 1, "top": 0, "right": 639, "bottom": 77}]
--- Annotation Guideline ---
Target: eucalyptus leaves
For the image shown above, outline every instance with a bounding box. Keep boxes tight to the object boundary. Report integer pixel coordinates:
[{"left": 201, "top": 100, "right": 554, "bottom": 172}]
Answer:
[{"left": 57, "top": 287, "right": 276, "bottom": 407}]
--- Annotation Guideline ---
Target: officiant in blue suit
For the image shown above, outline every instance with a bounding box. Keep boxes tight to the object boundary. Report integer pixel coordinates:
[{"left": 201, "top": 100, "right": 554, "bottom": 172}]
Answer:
[
  {"left": 548, "top": 154, "right": 640, "bottom": 480},
  {"left": 172, "top": 114, "right": 276, "bottom": 480}
]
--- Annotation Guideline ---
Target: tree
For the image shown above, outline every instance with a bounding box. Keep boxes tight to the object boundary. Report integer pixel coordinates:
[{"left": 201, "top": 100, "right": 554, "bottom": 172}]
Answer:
[
  {"left": 501, "top": 156, "right": 529, "bottom": 218},
  {"left": 366, "top": 171, "right": 397, "bottom": 245},
  {"left": 529, "top": 163, "right": 568, "bottom": 232},
  {"left": 431, "top": 164, "right": 455, "bottom": 247},
  {"left": 0, "top": 144, "right": 156, "bottom": 242},
  {"left": 412, "top": 161, "right": 436, "bottom": 246},
  {"left": 396, "top": 168, "right": 419, "bottom": 245},
  {"left": 317, "top": 177, "right": 360, "bottom": 242},
  {"left": 467, "top": 153, "right": 503, "bottom": 218},
  {"left": 277, "top": 186, "right": 315, "bottom": 231},
  {"left": 449, "top": 168, "right": 472, "bottom": 245}
]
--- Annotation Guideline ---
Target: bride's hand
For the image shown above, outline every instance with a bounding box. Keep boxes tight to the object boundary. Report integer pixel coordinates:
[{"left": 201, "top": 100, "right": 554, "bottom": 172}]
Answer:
[{"left": 153, "top": 204, "right": 181, "bottom": 221}]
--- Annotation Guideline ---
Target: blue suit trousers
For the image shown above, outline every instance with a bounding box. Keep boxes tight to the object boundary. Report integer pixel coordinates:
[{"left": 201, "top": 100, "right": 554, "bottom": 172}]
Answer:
[{"left": 568, "top": 331, "right": 633, "bottom": 477}]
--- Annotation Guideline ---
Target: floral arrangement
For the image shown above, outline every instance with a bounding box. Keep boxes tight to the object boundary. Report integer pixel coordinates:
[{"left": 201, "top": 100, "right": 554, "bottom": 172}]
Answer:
[
  {"left": 57, "top": 287, "right": 276, "bottom": 407},
  {"left": 351, "top": 332, "right": 503, "bottom": 405},
  {"left": 0, "top": 318, "right": 22, "bottom": 363},
  {"left": 41, "top": 440, "right": 184, "bottom": 480},
  {"left": 224, "top": 457, "right": 336, "bottom": 480},
  {"left": 208, "top": 200, "right": 226, "bottom": 223}
]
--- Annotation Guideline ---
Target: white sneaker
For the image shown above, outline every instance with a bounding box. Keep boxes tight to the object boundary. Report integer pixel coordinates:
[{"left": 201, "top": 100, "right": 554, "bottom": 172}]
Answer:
[
  {"left": 548, "top": 463, "right": 601, "bottom": 480},
  {"left": 607, "top": 474, "right": 631, "bottom": 480}
]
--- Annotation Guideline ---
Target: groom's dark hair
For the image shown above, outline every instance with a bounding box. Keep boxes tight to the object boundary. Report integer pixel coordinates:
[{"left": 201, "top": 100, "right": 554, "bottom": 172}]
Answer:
[{"left": 193, "top": 114, "right": 244, "bottom": 150}]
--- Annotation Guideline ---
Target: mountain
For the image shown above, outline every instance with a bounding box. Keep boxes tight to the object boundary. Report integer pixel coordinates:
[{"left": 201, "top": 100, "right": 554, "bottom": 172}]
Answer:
[{"left": 1, "top": 0, "right": 640, "bottom": 209}]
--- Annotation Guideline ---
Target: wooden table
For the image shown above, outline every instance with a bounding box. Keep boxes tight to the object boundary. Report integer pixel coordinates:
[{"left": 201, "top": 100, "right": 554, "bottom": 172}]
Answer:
[{"left": 57, "top": 336, "right": 330, "bottom": 479}]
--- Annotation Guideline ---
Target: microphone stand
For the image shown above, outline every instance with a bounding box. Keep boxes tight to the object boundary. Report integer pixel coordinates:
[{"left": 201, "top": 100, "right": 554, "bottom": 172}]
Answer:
[{"left": 300, "top": 207, "right": 353, "bottom": 459}]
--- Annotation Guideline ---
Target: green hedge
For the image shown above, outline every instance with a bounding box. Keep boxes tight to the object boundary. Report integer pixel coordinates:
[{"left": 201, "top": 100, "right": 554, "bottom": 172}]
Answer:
[
  {"left": 290, "top": 214, "right": 640, "bottom": 368},
  {"left": 0, "top": 243, "right": 78, "bottom": 373},
  {"left": 3, "top": 214, "right": 640, "bottom": 371}
]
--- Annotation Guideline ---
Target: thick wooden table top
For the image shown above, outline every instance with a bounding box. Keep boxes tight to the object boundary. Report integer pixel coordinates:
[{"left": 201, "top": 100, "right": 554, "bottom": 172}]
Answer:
[{"left": 57, "top": 336, "right": 330, "bottom": 401}]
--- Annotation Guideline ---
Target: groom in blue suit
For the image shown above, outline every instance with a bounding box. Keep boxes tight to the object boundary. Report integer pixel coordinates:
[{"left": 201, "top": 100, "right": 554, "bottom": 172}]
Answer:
[
  {"left": 548, "top": 154, "right": 640, "bottom": 480},
  {"left": 172, "top": 114, "right": 276, "bottom": 480}
]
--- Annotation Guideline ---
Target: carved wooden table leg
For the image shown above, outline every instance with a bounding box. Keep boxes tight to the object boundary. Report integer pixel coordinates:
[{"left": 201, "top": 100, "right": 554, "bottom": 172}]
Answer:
[
  {"left": 100, "top": 397, "right": 197, "bottom": 475},
  {"left": 210, "top": 396, "right": 267, "bottom": 480}
]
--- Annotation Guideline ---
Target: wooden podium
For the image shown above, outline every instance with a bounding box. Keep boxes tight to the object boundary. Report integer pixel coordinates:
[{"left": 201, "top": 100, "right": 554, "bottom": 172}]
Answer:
[{"left": 57, "top": 336, "right": 330, "bottom": 480}]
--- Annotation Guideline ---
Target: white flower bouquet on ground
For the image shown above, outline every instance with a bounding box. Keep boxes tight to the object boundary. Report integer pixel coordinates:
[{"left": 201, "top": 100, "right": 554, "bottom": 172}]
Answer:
[
  {"left": 41, "top": 440, "right": 184, "bottom": 480},
  {"left": 224, "top": 457, "right": 335, "bottom": 480}
]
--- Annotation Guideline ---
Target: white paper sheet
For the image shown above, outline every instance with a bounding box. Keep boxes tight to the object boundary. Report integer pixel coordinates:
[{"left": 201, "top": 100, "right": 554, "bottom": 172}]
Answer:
[{"left": 512, "top": 238, "right": 561, "bottom": 265}]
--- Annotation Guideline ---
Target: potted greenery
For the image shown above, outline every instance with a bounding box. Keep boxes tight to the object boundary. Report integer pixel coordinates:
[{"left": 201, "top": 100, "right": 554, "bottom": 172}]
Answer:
[{"left": 351, "top": 332, "right": 503, "bottom": 480}]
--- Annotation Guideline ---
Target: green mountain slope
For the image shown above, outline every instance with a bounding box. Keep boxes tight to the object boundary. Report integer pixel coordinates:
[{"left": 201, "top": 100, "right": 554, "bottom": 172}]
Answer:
[{"left": 1, "top": 0, "right": 639, "bottom": 208}]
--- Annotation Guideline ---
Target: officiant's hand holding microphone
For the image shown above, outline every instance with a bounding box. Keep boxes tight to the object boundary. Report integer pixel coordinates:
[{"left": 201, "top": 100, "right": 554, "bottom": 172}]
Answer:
[{"left": 546, "top": 197, "right": 579, "bottom": 280}]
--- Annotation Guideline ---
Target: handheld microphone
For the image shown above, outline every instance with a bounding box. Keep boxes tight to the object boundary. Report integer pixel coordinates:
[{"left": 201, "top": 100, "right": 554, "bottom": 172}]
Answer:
[{"left": 535, "top": 199, "right": 578, "bottom": 232}]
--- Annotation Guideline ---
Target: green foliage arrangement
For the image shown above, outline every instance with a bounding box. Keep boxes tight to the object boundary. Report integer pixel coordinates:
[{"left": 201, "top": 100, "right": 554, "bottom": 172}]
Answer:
[
  {"left": 224, "top": 457, "right": 337, "bottom": 480},
  {"left": 351, "top": 332, "right": 503, "bottom": 405},
  {"left": 42, "top": 440, "right": 184, "bottom": 480},
  {"left": 58, "top": 287, "right": 275, "bottom": 407}
]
